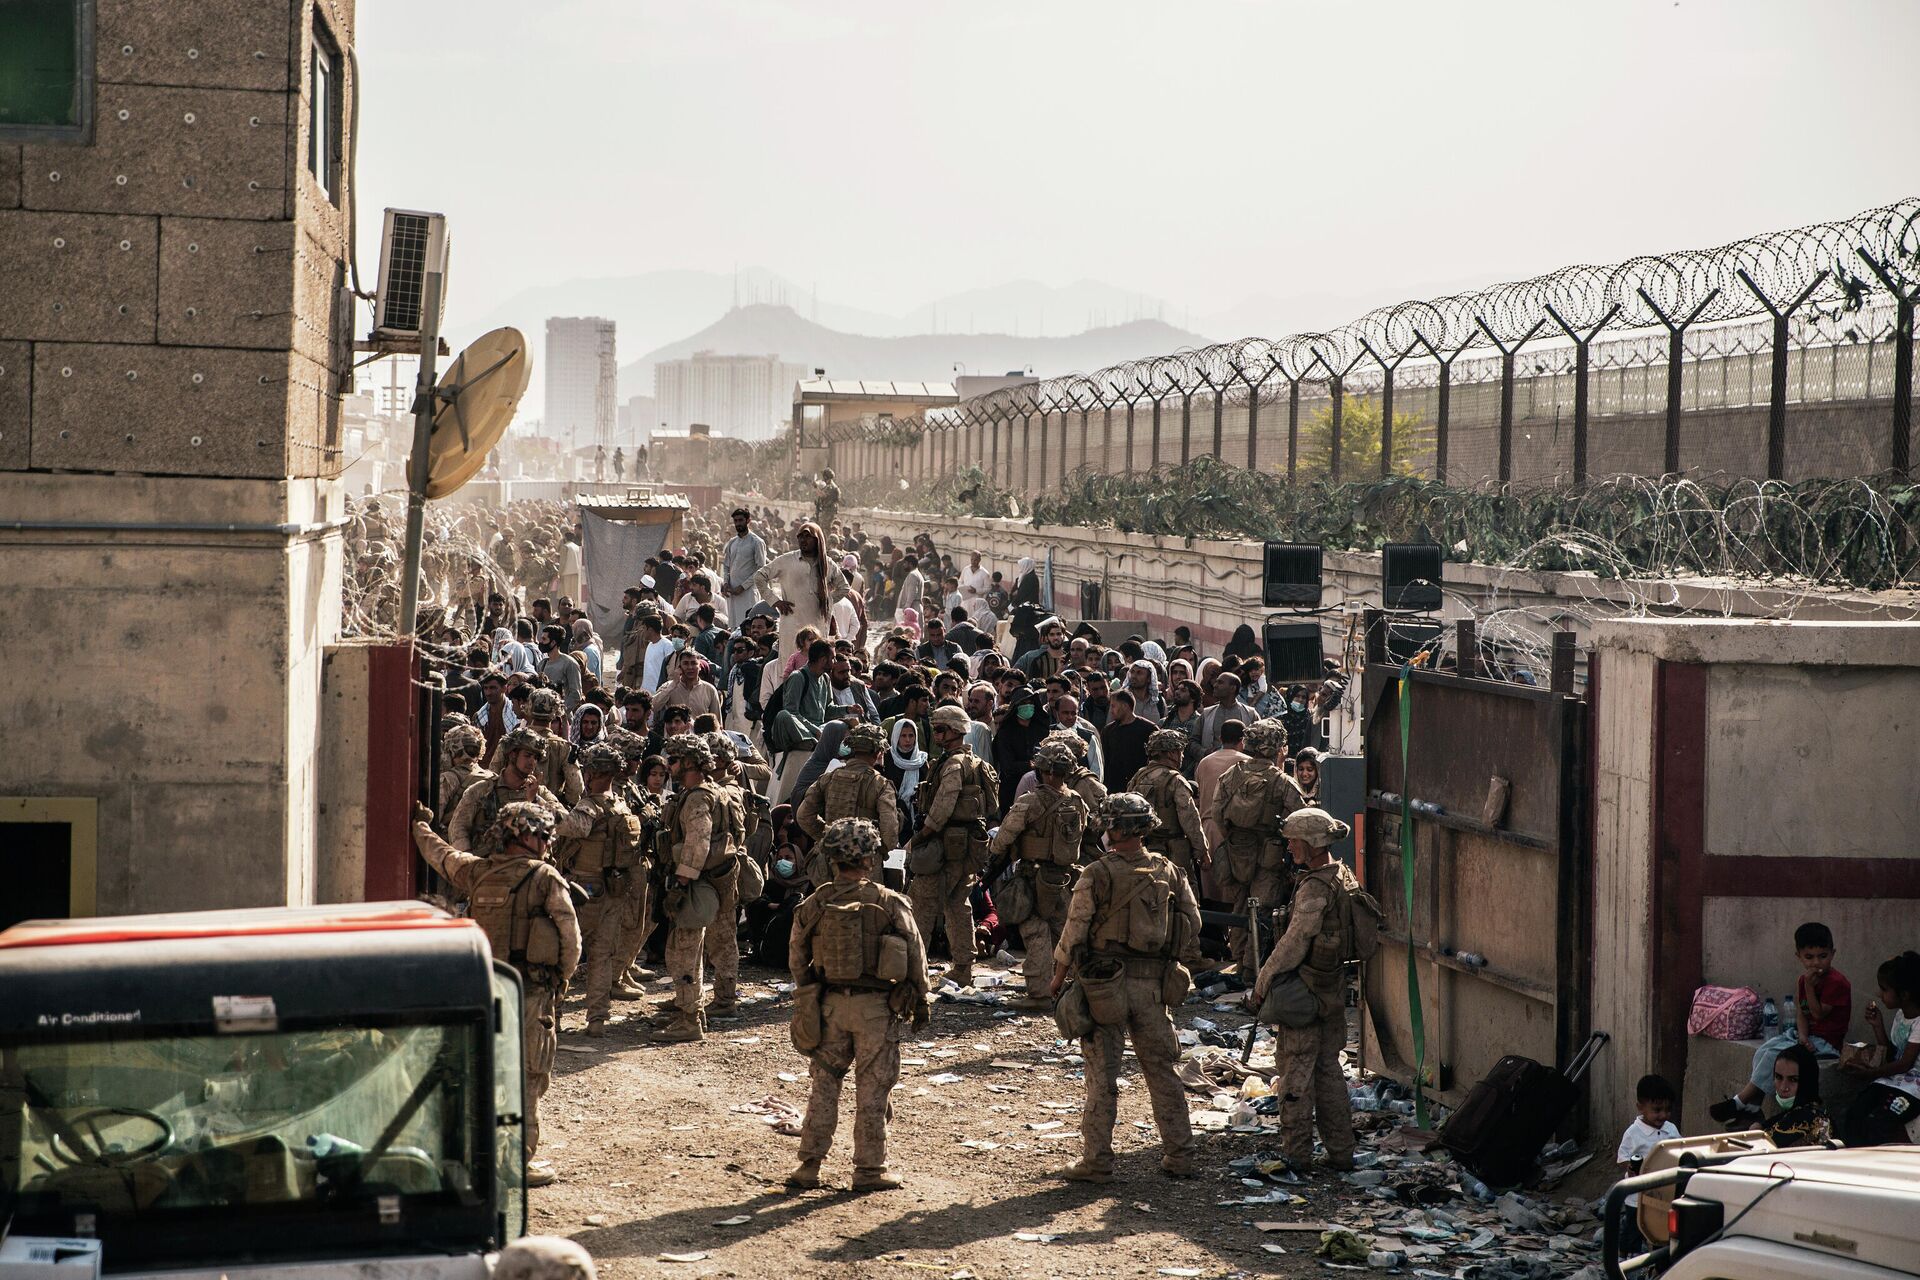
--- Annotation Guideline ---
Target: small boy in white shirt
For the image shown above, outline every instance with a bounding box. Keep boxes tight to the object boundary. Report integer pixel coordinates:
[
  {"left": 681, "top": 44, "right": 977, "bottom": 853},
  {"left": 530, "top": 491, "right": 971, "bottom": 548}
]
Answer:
[{"left": 1616, "top": 1074, "right": 1681, "bottom": 1249}]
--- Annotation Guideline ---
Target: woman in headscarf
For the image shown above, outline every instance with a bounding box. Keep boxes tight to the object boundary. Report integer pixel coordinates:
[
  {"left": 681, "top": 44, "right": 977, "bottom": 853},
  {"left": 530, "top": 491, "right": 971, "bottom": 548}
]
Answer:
[
  {"left": 571, "top": 702, "right": 607, "bottom": 746},
  {"left": 897, "top": 606, "right": 921, "bottom": 644},
  {"left": 1223, "top": 623, "right": 1260, "bottom": 663},
  {"left": 883, "top": 717, "right": 929, "bottom": 827},
  {"left": 1011, "top": 556, "right": 1041, "bottom": 608}
]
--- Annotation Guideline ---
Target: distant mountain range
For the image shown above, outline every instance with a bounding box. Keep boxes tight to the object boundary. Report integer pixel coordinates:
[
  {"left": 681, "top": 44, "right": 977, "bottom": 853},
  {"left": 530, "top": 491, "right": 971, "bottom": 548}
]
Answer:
[
  {"left": 456, "top": 265, "right": 1482, "bottom": 424},
  {"left": 618, "top": 304, "right": 1205, "bottom": 403}
]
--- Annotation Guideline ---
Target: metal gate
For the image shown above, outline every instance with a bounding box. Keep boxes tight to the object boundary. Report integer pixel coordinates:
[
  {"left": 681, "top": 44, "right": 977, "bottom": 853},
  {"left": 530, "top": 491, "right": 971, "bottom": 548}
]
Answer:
[{"left": 1357, "top": 616, "right": 1590, "bottom": 1113}]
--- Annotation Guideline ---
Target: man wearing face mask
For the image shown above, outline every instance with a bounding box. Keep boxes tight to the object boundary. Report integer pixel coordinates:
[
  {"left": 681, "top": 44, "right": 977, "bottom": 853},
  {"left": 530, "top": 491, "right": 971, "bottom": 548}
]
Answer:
[
  {"left": 990, "top": 686, "right": 1051, "bottom": 814},
  {"left": 538, "top": 624, "right": 585, "bottom": 712}
]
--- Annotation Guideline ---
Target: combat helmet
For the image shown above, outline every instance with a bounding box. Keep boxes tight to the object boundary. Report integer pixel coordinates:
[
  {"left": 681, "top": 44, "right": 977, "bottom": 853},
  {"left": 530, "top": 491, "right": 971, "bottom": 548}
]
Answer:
[
  {"left": 1032, "top": 739, "right": 1077, "bottom": 775},
  {"left": 930, "top": 705, "right": 970, "bottom": 734},
  {"left": 527, "top": 688, "right": 564, "bottom": 721},
  {"left": 819, "top": 816, "right": 883, "bottom": 868},
  {"left": 1243, "top": 718, "right": 1289, "bottom": 759},
  {"left": 1146, "top": 727, "right": 1189, "bottom": 759},
  {"left": 1042, "top": 730, "right": 1088, "bottom": 759},
  {"left": 492, "top": 800, "right": 556, "bottom": 850},
  {"left": 1102, "top": 792, "right": 1156, "bottom": 836},
  {"left": 444, "top": 723, "right": 486, "bottom": 763},
  {"left": 703, "top": 731, "right": 738, "bottom": 767},
  {"left": 1281, "top": 806, "right": 1351, "bottom": 848},
  {"left": 499, "top": 725, "right": 548, "bottom": 763},
  {"left": 580, "top": 741, "right": 624, "bottom": 776},
  {"left": 844, "top": 721, "right": 888, "bottom": 756},
  {"left": 610, "top": 728, "right": 650, "bottom": 764},
  {"left": 662, "top": 733, "right": 713, "bottom": 772}
]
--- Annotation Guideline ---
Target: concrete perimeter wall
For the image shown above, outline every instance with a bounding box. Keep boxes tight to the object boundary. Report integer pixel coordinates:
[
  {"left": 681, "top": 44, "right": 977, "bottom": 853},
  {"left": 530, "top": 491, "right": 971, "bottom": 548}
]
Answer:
[{"left": 1589, "top": 619, "right": 1920, "bottom": 1146}]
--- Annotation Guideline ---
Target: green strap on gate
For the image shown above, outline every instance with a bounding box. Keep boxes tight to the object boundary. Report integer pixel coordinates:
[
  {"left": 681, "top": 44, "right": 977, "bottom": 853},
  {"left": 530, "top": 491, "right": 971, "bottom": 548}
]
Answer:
[{"left": 1399, "top": 664, "right": 1429, "bottom": 1129}]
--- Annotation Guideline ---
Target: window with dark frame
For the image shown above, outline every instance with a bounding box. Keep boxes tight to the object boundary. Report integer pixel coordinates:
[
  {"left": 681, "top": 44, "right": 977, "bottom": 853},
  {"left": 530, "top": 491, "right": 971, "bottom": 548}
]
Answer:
[
  {"left": 309, "top": 22, "right": 341, "bottom": 203},
  {"left": 0, "top": 0, "right": 93, "bottom": 143}
]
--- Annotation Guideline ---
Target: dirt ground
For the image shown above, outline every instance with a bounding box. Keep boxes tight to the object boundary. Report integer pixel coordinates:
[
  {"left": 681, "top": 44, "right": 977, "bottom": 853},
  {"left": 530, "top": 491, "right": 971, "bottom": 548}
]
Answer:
[{"left": 534, "top": 963, "right": 1344, "bottom": 1280}]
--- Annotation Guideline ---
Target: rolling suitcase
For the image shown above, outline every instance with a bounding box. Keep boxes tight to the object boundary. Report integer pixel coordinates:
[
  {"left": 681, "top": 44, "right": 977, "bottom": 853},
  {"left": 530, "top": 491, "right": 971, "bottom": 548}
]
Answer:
[{"left": 1440, "top": 1031, "right": 1608, "bottom": 1187}]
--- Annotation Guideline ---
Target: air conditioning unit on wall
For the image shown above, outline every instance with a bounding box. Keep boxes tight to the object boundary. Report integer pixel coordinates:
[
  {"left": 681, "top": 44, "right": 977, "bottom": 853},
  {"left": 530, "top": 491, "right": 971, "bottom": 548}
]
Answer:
[{"left": 371, "top": 208, "right": 448, "bottom": 344}]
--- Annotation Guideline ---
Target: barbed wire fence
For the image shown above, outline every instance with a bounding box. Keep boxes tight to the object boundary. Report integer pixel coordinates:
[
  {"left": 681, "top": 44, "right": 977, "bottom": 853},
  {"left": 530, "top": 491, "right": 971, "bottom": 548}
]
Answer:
[{"left": 805, "top": 198, "right": 1918, "bottom": 500}]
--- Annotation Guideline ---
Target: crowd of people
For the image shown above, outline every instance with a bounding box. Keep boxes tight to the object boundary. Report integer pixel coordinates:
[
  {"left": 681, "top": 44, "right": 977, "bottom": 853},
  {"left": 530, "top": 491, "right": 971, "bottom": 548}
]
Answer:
[{"left": 404, "top": 488, "right": 1365, "bottom": 1190}]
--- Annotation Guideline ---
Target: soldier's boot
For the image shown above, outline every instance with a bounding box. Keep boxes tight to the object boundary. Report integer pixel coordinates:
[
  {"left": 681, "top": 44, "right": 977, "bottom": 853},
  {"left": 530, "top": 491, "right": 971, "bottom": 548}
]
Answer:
[
  {"left": 1316, "top": 1152, "right": 1356, "bottom": 1173},
  {"left": 1052, "top": 1159, "right": 1115, "bottom": 1184},
  {"left": 1159, "top": 1156, "right": 1198, "bottom": 1178},
  {"left": 584, "top": 1018, "right": 607, "bottom": 1037},
  {"left": 650, "top": 1014, "right": 705, "bottom": 1043},
  {"left": 851, "top": 1169, "right": 903, "bottom": 1192},
  {"left": 1008, "top": 993, "right": 1053, "bottom": 1011},
  {"left": 612, "top": 980, "right": 647, "bottom": 1000},
  {"left": 627, "top": 963, "right": 661, "bottom": 983},
  {"left": 525, "top": 1164, "right": 557, "bottom": 1187},
  {"left": 784, "top": 1158, "right": 822, "bottom": 1189},
  {"left": 706, "top": 999, "right": 739, "bottom": 1018}
]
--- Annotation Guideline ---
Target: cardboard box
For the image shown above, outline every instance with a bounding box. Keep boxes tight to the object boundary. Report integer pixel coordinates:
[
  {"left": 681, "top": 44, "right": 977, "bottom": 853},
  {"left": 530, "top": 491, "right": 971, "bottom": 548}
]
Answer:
[{"left": 0, "top": 1236, "right": 103, "bottom": 1280}]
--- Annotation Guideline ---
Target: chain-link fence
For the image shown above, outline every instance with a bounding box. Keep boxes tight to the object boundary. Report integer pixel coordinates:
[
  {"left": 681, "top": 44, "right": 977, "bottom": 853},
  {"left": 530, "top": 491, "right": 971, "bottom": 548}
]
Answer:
[{"left": 810, "top": 199, "right": 1918, "bottom": 497}]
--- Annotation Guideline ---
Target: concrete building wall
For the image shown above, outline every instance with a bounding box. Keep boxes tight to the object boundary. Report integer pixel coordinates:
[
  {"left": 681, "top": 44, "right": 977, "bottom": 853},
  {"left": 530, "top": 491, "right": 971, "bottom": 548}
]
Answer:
[
  {"left": 0, "top": 0, "right": 356, "bottom": 917},
  {"left": 1588, "top": 620, "right": 1920, "bottom": 1144}
]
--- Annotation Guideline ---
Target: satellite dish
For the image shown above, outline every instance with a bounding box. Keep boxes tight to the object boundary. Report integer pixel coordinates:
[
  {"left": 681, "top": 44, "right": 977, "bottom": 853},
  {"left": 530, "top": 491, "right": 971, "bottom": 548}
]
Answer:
[{"left": 410, "top": 327, "right": 532, "bottom": 498}]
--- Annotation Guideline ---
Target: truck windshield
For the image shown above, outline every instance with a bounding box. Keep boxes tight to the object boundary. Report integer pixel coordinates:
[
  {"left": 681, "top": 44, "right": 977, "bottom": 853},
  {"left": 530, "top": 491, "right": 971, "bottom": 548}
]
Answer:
[{"left": 1, "top": 1021, "right": 484, "bottom": 1244}]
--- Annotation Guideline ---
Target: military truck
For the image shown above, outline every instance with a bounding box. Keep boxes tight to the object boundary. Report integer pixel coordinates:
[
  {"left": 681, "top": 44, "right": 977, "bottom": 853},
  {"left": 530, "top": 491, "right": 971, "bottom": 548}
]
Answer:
[{"left": 0, "top": 902, "right": 528, "bottom": 1276}]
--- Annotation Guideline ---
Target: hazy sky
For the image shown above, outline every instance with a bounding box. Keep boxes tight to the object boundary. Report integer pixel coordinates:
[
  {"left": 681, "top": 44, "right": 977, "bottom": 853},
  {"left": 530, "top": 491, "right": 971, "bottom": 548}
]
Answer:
[{"left": 355, "top": 0, "right": 1918, "bottom": 339}]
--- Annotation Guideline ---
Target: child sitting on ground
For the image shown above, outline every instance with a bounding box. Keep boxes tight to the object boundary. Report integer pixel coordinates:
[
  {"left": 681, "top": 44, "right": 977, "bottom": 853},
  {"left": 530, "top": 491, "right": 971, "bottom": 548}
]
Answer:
[
  {"left": 1616, "top": 1074, "right": 1680, "bottom": 1249},
  {"left": 1709, "top": 921, "right": 1851, "bottom": 1125}
]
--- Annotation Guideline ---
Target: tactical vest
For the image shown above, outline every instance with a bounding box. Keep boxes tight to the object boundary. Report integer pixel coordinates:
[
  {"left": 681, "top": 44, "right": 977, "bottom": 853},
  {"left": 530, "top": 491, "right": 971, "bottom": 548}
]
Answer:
[
  {"left": 822, "top": 764, "right": 883, "bottom": 823},
  {"left": 1135, "top": 765, "right": 1189, "bottom": 849},
  {"left": 1220, "top": 762, "right": 1296, "bottom": 838},
  {"left": 468, "top": 855, "right": 561, "bottom": 973},
  {"left": 809, "top": 880, "right": 907, "bottom": 989},
  {"left": 666, "top": 782, "right": 732, "bottom": 875},
  {"left": 1297, "top": 864, "right": 1359, "bottom": 992},
  {"left": 1018, "top": 788, "right": 1083, "bottom": 867},
  {"left": 1088, "top": 853, "right": 1182, "bottom": 958},
  {"left": 540, "top": 730, "right": 573, "bottom": 797},
  {"left": 934, "top": 752, "right": 991, "bottom": 824},
  {"left": 473, "top": 776, "right": 544, "bottom": 852}
]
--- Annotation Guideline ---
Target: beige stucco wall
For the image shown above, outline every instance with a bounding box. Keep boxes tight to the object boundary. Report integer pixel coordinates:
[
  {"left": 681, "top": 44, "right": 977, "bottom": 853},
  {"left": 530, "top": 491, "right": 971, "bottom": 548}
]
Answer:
[
  {"left": 0, "top": 472, "right": 342, "bottom": 913},
  {"left": 1590, "top": 618, "right": 1920, "bottom": 1146}
]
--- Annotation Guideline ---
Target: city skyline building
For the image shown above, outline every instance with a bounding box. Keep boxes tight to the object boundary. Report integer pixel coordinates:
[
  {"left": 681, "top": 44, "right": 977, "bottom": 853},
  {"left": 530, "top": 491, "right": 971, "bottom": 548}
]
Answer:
[
  {"left": 544, "top": 316, "right": 617, "bottom": 451},
  {"left": 654, "top": 350, "right": 806, "bottom": 440}
]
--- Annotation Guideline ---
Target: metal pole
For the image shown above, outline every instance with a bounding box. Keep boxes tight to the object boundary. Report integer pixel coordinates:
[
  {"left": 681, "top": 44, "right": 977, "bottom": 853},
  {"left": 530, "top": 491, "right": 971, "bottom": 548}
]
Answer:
[
  {"left": 1287, "top": 378, "right": 1300, "bottom": 480},
  {"left": 398, "top": 267, "right": 445, "bottom": 637},
  {"left": 1246, "top": 382, "right": 1260, "bottom": 470}
]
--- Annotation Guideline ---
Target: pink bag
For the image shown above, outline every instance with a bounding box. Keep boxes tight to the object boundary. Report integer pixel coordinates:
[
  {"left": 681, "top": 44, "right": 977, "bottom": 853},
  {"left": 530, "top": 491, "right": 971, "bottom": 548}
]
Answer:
[{"left": 1688, "top": 985, "right": 1762, "bottom": 1040}]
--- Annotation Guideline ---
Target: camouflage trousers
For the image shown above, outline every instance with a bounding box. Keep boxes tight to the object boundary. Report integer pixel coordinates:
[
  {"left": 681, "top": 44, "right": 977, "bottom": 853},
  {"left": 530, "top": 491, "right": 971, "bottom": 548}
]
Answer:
[
  {"left": 523, "top": 980, "right": 558, "bottom": 1154},
  {"left": 1218, "top": 839, "right": 1288, "bottom": 971},
  {"left": 701, "top": 865, "right": 740, "bottom": 1005},
  {"left": 664, "top": 923, "right": 707, "bottom": 1018},
  {"left": 797, "top": 989, "right": 902, "bottom": 1175},
  {"left": 907, "top": 865, "right": 975, "bottom": 987},
  {"left": 1016, "top": 882, "right": 1068, "bottom": 997},
  {"left": 613, "top": 871, "right": 653, "bottom": 977},
  {"left": 576, "top": 887, "right": 624, "bottom": 1022},
  {"left": 1076, "top": 974, "right": 1195, "bottom": 1173},
  {"left": 1275, "top": 1009, "right": 1355, "bottom": 1165}
]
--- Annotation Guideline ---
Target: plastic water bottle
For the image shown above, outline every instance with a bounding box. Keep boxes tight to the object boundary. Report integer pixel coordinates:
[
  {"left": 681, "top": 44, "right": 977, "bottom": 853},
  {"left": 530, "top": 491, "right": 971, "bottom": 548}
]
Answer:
[
  {"left": 1762, "top": 997, "right": 1779, "bottom": 1033},
  {"left": 1368, "top": 1249, "right": 1407, "bottom": 1268},
  {"left": 1783, "top": 994, "right": 1796, "bottom": 1027}
]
